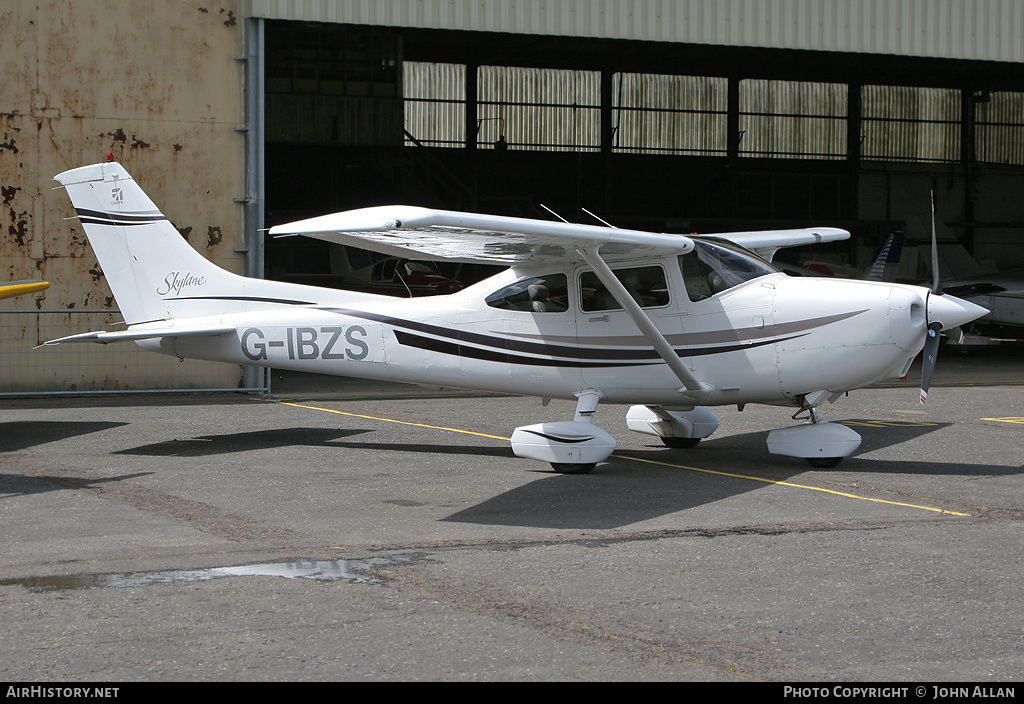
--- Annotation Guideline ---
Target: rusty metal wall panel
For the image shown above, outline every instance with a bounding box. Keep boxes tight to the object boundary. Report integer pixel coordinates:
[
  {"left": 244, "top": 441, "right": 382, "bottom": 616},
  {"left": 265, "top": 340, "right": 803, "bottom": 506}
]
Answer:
[
  {"left": 1, "top": 1, "right": 246, "bottom": 390},
  {"left": 246, "top": 0, "right": 1024, "bottom": 63},
  {"left": 0, "top": 310, "right": 246, "bottom": 394}
]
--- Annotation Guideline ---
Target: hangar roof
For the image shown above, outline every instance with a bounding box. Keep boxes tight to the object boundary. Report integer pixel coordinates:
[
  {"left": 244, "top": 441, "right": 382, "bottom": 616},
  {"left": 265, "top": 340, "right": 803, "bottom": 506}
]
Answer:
[{"left": 244, "top": 0, "right": 1024, "bottom": 65}]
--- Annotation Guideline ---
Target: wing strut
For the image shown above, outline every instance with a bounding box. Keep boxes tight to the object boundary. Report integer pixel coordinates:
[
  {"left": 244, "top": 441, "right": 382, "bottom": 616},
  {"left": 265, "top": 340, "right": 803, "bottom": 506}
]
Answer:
[{"left": 578, "top": 248, "right": 714, "bottom": 400}]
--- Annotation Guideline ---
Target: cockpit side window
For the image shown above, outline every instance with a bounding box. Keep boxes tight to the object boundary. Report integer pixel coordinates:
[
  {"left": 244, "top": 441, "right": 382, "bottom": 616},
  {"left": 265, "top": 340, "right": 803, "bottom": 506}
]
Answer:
[
  {"left": 485, "top": 273, "right": 569, "bottom": 313},
  {"left": 679, "top": 239, "right": 776, "bottom": 302},
  {"left": 579, "top": 265, "right": 669, "bottom": 312}
]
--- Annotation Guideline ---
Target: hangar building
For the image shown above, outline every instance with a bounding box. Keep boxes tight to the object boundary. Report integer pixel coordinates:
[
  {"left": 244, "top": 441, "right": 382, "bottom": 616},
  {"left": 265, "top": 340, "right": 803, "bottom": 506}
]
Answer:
[{"left": 2, "top": 0, "right": 1023, "bottom": 392}]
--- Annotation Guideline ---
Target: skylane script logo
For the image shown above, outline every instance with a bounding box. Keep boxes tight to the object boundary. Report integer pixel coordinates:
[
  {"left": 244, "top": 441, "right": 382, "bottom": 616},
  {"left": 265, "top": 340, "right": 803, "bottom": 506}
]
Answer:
[{"left": 157, "top": 271, "right": 207, "bottom": 297}]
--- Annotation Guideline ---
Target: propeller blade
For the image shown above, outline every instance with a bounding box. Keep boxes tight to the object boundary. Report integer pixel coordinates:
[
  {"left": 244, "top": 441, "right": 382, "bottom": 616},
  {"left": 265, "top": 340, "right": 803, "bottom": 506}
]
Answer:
[
  {"left": 920, "top": 320, "right": 943, "bottom": 403},
  {"left": 930, "top": 190, "right": 941, "bottom": 295},
  {"left": 922, "top": 192, "right": 945, "bottom": 403}
]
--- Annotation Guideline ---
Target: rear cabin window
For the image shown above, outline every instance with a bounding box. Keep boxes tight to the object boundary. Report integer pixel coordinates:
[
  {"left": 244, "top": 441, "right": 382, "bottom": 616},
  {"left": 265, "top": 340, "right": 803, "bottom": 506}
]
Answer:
[
  {"left": 579, "top": 265, "right": 669, "bottom": 312},
  {"left": 485, "top": 273, "right": 569, "bottom": 312}
]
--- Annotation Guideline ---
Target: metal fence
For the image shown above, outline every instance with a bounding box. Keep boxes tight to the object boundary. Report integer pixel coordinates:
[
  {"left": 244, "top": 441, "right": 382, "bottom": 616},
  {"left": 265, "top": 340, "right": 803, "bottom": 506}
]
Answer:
[{"left": 0, "top": 310, "right": 268, "bottom": 397}]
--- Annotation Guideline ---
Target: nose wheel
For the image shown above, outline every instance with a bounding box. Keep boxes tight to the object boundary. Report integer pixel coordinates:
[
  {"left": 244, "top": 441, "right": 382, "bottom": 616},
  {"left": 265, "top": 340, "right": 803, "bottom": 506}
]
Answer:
[
  {"left": 550, "top": 462, "right": 598, "bottom": 474},
  {"left": 661, "top": 436, "right": 702, "bottom": 449}
]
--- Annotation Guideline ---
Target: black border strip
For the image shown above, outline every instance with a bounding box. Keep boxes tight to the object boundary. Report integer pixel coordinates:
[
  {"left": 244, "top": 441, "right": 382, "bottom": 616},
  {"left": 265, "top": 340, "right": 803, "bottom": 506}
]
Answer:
[
  {"left": 393, "top": 330, "right": 658, "bottom": 368},
  {"left": 164, "top": 296, "right": 316, "bottom": 306},
  {"left": 76, "top": 208, "right": 167, "bottom": 226},
  {"left": 520, "top": 429, "right": 595, "bottom": 444},
  {"left": 394, "top": 329, "right": 798, "bottom": 367},
  {"left": 335, "top": 307, "right": 806, "bottom": 362}
]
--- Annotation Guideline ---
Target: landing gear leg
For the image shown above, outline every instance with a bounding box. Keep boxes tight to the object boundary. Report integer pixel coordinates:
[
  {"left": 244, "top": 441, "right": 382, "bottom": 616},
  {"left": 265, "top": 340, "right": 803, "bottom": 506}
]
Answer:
[{"left": 625, "top": 405, "right": 720, "bottom": 448}]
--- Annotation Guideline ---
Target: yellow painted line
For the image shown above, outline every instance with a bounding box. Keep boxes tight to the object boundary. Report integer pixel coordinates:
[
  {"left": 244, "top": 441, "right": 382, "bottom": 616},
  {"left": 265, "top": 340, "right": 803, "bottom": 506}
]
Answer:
[
  {"left": 614, "top": 453, "right": 970, "bottom": 516},
  {"left": 839, "top": 420, "right": 938, "bottom": 428},
  {"left": 982, "top": 417, "right": 1024, "bottom": 424},
  {"left": 281, "top": 400, "right": 969, "bottom": 517},
  {"left": 277, "top": 400, "right": 509, "bottom": 440}
]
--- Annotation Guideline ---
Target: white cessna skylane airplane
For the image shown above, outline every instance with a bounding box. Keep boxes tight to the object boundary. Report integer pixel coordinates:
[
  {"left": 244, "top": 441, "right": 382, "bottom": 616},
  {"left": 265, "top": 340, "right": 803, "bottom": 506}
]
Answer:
[{"left": 48, "top": 162, "right": 986, "bottom": 473}]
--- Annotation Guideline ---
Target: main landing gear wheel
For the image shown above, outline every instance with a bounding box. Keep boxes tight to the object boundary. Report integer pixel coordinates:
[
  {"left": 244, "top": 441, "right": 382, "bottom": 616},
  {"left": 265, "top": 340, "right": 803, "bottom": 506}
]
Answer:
[
  {"left": 805, "top": 457, "right": 842, "bottom": 468},
  {"left": 550, "top": 462, "right": 597, "bottom": 474},
  {"left": 661, "top": 436, "right": 701, "bottom": 449}
]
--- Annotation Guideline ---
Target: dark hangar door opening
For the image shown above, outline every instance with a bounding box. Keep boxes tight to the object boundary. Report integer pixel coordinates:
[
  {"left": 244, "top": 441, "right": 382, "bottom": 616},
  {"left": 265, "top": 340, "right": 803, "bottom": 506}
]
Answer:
[{"left": 261, "top": 20, "right": 1024, "bottom": 290}]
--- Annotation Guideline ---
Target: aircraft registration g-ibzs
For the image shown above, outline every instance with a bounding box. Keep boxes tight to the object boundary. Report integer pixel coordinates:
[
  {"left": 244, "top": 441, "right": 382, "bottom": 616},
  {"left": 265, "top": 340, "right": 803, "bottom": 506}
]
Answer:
[{"left": 48, "top": 162, "right": 987, "bottom": 473}]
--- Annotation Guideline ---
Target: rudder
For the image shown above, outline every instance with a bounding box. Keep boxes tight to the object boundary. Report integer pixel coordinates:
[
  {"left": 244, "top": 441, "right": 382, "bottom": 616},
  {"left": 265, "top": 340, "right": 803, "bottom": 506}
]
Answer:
[{"left": 55, "top": 162, "right": 241, "bottom": 324}]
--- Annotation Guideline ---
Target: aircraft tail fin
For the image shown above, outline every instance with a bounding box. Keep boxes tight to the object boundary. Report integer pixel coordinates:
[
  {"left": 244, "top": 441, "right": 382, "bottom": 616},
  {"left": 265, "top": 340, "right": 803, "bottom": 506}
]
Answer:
[
  {"left": 55, "top": 162, "right": 246, "bottom": 325},
  {"left": 861, "top": 232, "right": 905, "bottom": 282}
]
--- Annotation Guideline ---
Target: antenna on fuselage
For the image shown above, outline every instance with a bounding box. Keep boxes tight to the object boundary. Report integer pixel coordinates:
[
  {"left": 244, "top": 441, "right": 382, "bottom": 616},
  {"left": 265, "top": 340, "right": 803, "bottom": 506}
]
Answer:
[
  {"left": 581, "top": 207, "right": 617, "bottom": 229},
  {"left": 539, "top": 203, "right": 569, "bottom": 223}
]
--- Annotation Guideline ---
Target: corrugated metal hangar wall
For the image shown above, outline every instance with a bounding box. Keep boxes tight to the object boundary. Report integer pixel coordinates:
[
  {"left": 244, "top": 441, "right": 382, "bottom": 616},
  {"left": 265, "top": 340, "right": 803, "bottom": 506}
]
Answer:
[
  {"left": 0, "top": 2, "right": 248, "bottom": 393},
  {"left": 2, "top": 0, "right": 1023, "bottom": 392}
]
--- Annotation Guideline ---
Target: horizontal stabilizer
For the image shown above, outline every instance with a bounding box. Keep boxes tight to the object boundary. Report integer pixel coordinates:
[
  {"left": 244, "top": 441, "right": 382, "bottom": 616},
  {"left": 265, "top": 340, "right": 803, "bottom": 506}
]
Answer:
[{"left": 41, "top": 323, "right": 236, "bottom": 346}]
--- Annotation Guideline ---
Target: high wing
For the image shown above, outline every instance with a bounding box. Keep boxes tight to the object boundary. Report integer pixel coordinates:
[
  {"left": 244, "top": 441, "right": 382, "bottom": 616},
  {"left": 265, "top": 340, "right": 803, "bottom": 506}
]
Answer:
[
  {"left": 269, "top": 206, "right": 850, "bottom": 265},
  {"left": 714, "top": 227, "right": 850, "bottom": 262},
  {"left": 268, "top": 206, "right": 695, "bottom": 265}
]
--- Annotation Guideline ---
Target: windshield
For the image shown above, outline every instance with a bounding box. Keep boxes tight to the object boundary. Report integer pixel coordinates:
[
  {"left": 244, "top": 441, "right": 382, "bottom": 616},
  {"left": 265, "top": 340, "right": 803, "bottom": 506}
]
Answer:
[{"left": 679, "top": 238, "right": 777, "bottom": 302}]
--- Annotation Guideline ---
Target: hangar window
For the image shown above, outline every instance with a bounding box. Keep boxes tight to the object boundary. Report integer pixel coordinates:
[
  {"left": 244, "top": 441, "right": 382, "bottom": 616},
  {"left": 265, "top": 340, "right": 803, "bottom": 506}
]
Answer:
[
  {"left": 265, "top": 23, "right": 401, "bottom": 146},
  {"left": 266, "top": 24, "right": 398, "bottom": 97},
  {"left": 976, "top": 91, "right": 1024, "bottom": 166},
  {"left": 739, "top": 80, "right": 847, "bottom": 159},
  {"left": 478, "top": 66, "right": 601, "bottom": 151},
  {"left": 579, "top": 266, "right": 669, "bottom": 312},
  {"left": 486, "top": 274, "right": 569, "bottom": 313},
  {"left": 612, "top": 74, "right": 728, "bottom": 155},
  {"left": 404, "top": 62, "right": 466, "bottom": 148},
  {"left": 861, "top": 86, "right": 960, "bottom": 162}
]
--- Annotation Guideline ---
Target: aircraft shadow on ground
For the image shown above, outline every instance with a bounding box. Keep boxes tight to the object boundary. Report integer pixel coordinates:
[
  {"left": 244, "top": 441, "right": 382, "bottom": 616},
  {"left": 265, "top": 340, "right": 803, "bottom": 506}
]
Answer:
[
  {"left": 96, "top": 419, "right": 1020, "bottom": 529},
  {"left": 117, "top": 427, "right": 514, "bottom": 459},
  {"left": 444, "top": 419, "right": 1023, "bottom": 529},
  {"left": 0, "top": 471, "right": 152, "bottom": 499},
  {"left": 115, "top": 427, "right": 377, "bottom": 457},
  {"left": 0, "top": 420, "right": 128, "bottom": 453}
]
